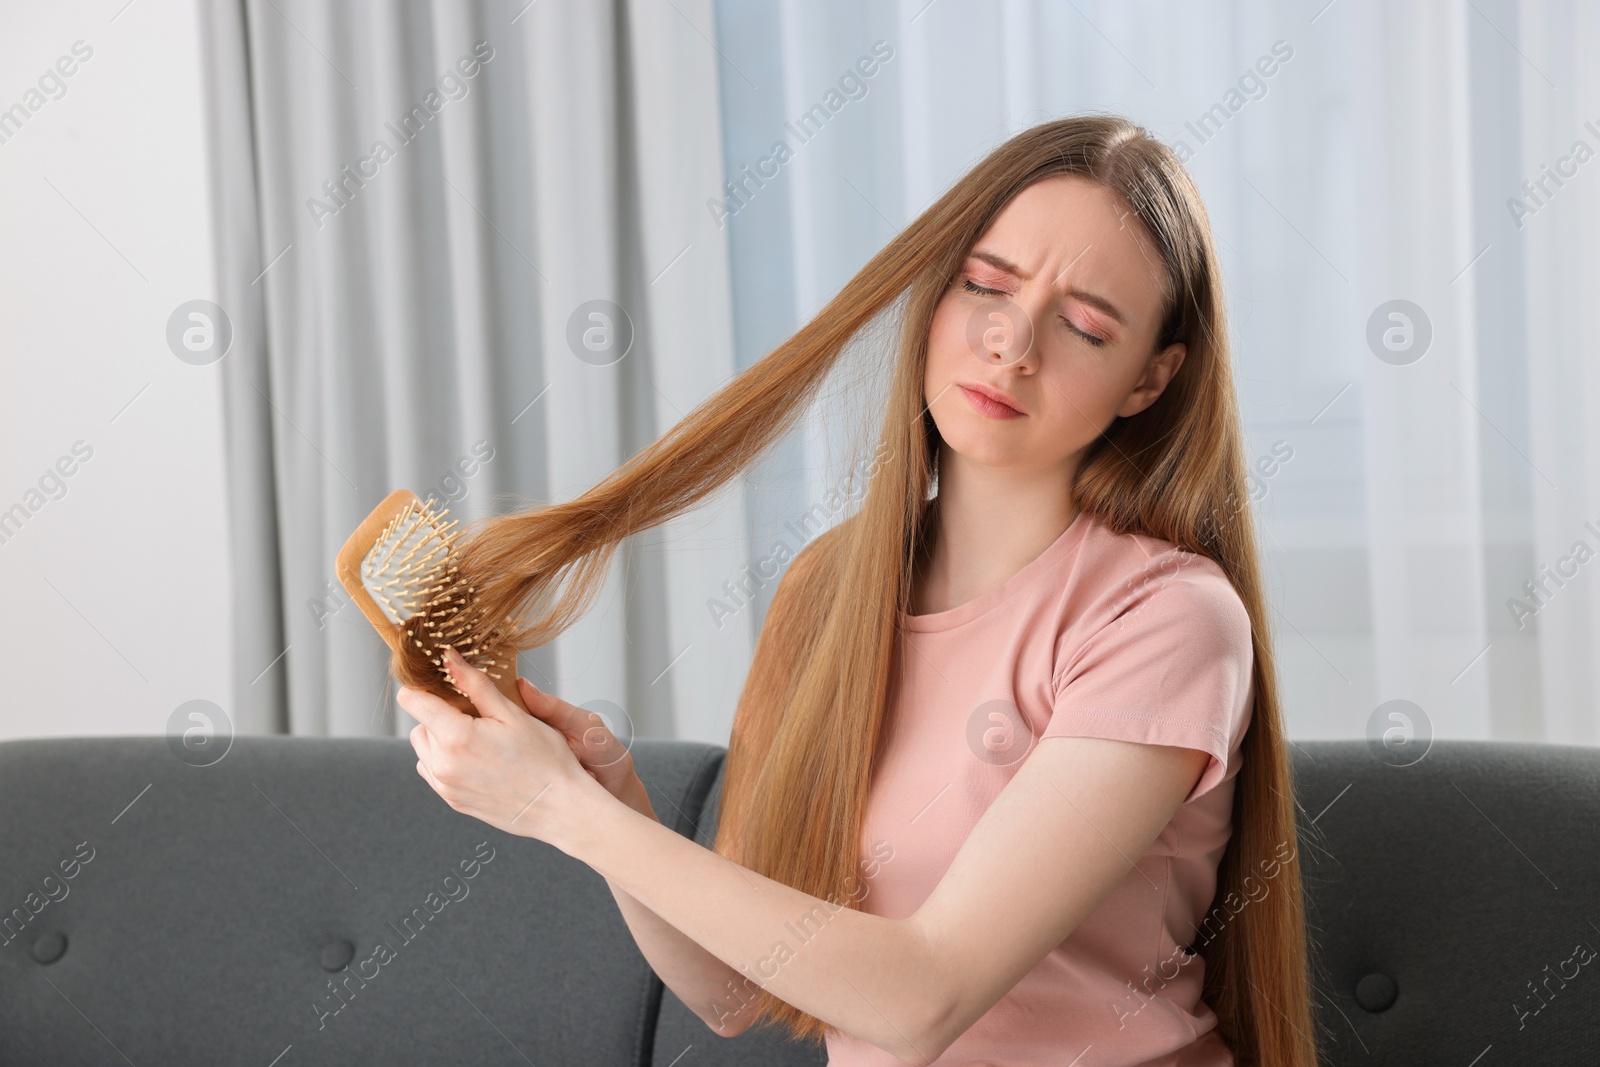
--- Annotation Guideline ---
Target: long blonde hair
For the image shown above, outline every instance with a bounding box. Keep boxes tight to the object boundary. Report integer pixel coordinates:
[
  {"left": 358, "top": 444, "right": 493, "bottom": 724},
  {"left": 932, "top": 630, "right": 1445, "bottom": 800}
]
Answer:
[{"left": 414, "top": 114, "right": 1322, "bottom": 1065}]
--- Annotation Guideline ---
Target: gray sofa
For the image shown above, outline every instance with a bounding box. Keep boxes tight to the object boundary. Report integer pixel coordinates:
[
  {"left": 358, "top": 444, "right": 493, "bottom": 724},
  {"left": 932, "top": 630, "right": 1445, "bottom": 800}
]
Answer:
[{"left": 1, "top": 736, "right": 1597, "bottom": 1065}]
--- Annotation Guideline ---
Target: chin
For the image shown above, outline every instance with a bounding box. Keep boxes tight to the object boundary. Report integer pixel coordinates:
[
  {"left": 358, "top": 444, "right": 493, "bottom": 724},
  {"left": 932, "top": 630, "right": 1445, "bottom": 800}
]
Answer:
[{"left": 940, "top": 432, "right": 1029, "bottom": 470}]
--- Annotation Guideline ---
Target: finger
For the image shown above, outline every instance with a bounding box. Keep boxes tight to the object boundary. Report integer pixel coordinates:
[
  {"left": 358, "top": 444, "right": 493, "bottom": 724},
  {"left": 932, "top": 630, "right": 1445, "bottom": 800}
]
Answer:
[
  {"left": 516, "top": 677, "right": 577, "bottom": 730},
  {"left": 408, "top": 721, "right": 435, "bottom": 761},
  {"left": 517, "top": 680, "right": 626, "bottom": 769},
  {"left": 514, "top": 678, "right": 553, "bottom": 727},
  {"left": 517, "top": 680, "right": 616, "bottom": 762},
  {"left": 416, "top": 758, "right": 449, "bottom": 800},
  {"left": 514, "top": 676, "right": 542, "bottom": 715},
  {"left": 442, "top": 646, "right": 522, "bottom": 724},
  {"left": 398, "top": 687, "right": 470, "bottom": 748},
  {"left": 575, "top": 708, "right": 630, "bottom": 768}
]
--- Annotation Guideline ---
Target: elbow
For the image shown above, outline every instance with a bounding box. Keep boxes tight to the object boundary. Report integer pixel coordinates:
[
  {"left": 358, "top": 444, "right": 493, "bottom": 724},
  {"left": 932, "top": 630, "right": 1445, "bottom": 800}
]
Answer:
[
  {"left": 897, "top": 1041, "right": 946, "bottom": 1066},
  {"left": 835, "top": 917, "right": 936, "bottom": 1062},
  {"left": 901, "top": 1011, "right": 952, "bottom": 1066},
  {"left": 708, "top": 985, "right": 943, "bottom": 1060},
  {"left": 895, "top": 1032, "right": 950, "bottom": 1065},
  {"left": 891, "top": 976, "right": 955, "bottom": 1065},
  {"left": 898, "top": 925, "right": 955, "bottom": 1064},
  {"left": 697, "top": 996, "right": 759, "bottom": 1040},
  {"left": 701, "top": 1011, "right": 751, "bottom": 1040}
]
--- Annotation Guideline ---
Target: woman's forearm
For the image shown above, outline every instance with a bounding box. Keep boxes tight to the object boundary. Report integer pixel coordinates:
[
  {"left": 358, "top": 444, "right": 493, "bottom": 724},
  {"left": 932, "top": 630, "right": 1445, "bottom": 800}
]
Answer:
[
  {"left": 601, "top": 778, "right": 762, "bottom": 1036},
  {"left": 564, "top": 788, "right": 942, "bottom": 1063}
]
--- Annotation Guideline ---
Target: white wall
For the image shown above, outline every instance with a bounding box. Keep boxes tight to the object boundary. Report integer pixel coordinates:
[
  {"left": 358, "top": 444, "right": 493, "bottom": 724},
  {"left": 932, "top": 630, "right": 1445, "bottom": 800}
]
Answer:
[{"left": 0, "top": 0, "right": 232, "bottom": 740}]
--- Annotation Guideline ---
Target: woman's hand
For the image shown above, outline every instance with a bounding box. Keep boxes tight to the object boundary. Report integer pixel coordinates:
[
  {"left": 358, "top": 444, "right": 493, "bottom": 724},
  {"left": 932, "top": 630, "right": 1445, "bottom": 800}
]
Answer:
[
  {"left": 401, "top": 645, "right": 608, "bottom": 852},
  {"left": 514, "top": 676, "right": 654, "bottom": 819}
]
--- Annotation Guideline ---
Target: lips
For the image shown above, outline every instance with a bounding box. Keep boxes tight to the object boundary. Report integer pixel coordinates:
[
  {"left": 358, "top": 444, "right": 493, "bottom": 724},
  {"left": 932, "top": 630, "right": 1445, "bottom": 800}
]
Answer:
[{"left": 958, "top": 383, "right": 1025, "bottom": 418}]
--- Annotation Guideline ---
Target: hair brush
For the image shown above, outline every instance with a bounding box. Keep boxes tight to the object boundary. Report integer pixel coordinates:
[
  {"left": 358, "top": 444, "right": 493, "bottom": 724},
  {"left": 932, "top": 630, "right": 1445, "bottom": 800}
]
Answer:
[{"left": 335, "top": 488, "right": 528, "bottom": 717}]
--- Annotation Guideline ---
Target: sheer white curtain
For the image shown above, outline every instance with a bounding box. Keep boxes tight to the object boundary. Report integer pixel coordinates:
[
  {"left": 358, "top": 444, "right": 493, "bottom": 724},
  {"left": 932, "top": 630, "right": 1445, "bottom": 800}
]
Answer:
[
  {"left": 1520, "top": 1, "right": 1600, "bottom": 743},
  {"left": 713, "top": 0, "right": 1599, "bottom": 746}
]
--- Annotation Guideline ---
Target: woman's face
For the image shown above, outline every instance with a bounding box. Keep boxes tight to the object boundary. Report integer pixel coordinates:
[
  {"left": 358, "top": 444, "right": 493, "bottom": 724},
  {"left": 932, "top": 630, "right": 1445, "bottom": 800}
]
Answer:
[{"left": 924, "top": 174, "right": 1187, "bottom": 478}]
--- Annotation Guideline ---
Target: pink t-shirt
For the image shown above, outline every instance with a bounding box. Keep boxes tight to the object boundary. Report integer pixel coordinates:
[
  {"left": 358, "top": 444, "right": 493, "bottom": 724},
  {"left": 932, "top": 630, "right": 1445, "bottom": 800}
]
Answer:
[{"left": 824, "top": 510, "right": 1255, "bottom": 1067}]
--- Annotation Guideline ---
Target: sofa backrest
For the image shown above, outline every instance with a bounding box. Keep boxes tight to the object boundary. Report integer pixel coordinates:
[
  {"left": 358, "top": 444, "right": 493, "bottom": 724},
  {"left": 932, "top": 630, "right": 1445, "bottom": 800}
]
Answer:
[
  {"left": 0, "top": 736, "right": 724, "bottom": 1065},
  {"left": 1278, "top": 738, "right": 1600, "bottom": 1064},
  {"left": 2, "top": 736, "right": 1597, "bottom": 1066}
]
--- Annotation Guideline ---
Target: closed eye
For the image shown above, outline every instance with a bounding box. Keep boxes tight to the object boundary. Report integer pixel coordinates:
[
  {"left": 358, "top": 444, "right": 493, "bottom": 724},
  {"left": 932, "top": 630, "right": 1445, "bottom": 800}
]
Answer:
[
  {"left": 1064, "top": 320, "right": 1108, "bottom": 347},
  {"left": 960, "top": 278, "right": 1108, "bottom": 348},
  {"left": 961, "top": 278, "right": 1008, "bottom": 298}
]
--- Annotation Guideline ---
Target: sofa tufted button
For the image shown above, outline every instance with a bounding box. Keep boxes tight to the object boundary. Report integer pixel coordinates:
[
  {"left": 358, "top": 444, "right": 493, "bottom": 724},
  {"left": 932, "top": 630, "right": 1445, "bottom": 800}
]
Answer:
[
  {"left": 320, "top": 939, "right": 357, "bottom": 972},
  {"left": 31, "top": 931, "right": 67, "bottom": 965},
  {"left": 1354, "top": 973, "right": 1398, "bottom": 1012}
]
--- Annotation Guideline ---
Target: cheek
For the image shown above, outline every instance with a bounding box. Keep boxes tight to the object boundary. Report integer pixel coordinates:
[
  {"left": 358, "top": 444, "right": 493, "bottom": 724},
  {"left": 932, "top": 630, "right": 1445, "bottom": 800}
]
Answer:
[{"left": 1038, "top": 359, "right": 1128, "bottom": 432}]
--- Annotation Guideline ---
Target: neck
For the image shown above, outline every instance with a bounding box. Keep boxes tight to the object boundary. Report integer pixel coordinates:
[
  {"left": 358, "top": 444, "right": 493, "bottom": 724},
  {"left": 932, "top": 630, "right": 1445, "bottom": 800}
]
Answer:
[{"left": 912, "top": 444, "right": 1081, "bottom": 615}]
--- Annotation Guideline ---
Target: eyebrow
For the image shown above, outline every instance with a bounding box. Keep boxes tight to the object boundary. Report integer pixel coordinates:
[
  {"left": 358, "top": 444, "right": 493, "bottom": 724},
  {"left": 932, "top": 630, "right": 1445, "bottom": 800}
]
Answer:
[{"left": 968, "top": 249, "right": 1128, "bottom": 328}]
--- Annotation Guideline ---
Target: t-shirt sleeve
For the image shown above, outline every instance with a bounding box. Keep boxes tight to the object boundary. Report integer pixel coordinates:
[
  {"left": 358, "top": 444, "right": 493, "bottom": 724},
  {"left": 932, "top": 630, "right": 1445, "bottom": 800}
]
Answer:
[{"left": 1043, "top": 559, "right": 1255, "bottom": 804}]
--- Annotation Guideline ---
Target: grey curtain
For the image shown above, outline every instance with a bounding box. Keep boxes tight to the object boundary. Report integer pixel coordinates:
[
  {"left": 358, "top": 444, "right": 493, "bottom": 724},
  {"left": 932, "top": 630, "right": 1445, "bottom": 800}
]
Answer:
[{"left": 196, "top": 0, "right": 751, "bottom": 743}]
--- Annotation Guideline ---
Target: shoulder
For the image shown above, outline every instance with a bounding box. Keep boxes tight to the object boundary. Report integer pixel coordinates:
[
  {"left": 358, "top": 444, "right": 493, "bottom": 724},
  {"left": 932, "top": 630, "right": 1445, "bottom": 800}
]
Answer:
[
  {"left": 1049, "top": 521, "right": 1256, "bottom": 754},
  {"left": 758, "top": 521, "right": 854, "bottom": 637},
  {"left": 1062, "top": 515, "right": 1252, "bottom": 657},
  {"left": 779, "top": 521, "right": 846, "bottom": 598}
]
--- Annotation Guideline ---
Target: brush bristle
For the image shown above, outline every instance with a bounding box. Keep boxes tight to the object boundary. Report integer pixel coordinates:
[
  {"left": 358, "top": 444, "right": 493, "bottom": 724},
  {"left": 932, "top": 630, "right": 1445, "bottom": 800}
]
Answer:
[{"left": 360, "top": 496, "right": 510, "bottom": 693}]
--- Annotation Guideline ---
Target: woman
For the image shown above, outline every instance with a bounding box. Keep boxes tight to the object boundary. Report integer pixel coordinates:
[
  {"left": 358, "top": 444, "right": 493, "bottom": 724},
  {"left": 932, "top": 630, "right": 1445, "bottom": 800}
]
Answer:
[{"left": 399, "top": 113, "right": 1322, "bottom": 1066}]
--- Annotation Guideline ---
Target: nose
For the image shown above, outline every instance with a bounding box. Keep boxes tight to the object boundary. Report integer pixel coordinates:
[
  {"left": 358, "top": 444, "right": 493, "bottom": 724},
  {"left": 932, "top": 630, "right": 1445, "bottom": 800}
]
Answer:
[{"left": 967, "top": 295, "right": 1041, "bottom": 371}]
